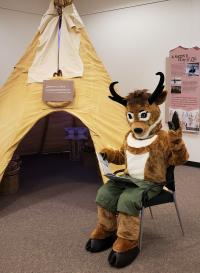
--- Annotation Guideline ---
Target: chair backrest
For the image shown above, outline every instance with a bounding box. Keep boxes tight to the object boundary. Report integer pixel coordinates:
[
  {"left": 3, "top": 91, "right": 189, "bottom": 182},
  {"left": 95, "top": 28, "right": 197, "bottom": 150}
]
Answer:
[{"left": 165, "top": 165, "right": 175, "bottom": 191}]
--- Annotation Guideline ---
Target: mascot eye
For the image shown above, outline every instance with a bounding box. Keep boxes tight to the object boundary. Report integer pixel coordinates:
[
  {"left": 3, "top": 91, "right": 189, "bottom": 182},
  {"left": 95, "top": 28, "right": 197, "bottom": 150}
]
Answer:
[
  {"left": 138, "top": 111, "right": 151, "bottom": 121},
  {"left": 127, "top": 112, "right": 134, "bottom": 122}
]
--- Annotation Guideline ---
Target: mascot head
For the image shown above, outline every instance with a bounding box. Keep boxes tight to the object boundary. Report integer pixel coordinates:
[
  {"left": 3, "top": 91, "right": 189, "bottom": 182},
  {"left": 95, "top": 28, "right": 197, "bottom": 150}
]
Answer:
[{"left": 109, "top": 72, "right": 167, "bottom": 140}]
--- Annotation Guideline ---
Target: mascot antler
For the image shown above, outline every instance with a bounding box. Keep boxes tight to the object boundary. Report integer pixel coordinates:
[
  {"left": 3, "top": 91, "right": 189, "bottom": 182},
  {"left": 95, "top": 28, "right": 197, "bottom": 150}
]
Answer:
[
  {"left": 148, "top": 72, "right": 165, "bottom": 105},
  {"left": 109, "top": 82, "right": 127, "bottom": 106}
]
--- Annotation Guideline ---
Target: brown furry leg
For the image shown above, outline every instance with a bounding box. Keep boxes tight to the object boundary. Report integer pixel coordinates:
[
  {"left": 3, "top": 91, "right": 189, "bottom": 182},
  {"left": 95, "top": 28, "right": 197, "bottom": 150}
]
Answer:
[
  {"left": 90, "top": 206, "right": 117, "bottom": 239},
  {"left": 113, "top": 237, "right": 138, "bottom": 253},
  {"left": 86, "top": 206, "right": 117, "bottom": 252},
  {"left": 113, "top": 212, "right": 140, "bottom": 252}
]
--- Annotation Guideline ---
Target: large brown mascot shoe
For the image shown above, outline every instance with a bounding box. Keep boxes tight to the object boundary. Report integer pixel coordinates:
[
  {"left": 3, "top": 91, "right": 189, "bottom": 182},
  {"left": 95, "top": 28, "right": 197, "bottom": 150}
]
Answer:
[
  {"left": 85, "top": 206, "right": 117, "bottom": 252},
  {"left": 108, "top": 240, "right": 140, "bottom": 268}
]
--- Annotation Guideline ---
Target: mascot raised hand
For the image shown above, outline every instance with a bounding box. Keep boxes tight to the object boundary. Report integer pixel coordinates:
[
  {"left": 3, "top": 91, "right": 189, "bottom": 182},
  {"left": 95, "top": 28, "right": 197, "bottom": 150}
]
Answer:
[{"left": 86, "top": 72, "right": 189, "bottom": 268}]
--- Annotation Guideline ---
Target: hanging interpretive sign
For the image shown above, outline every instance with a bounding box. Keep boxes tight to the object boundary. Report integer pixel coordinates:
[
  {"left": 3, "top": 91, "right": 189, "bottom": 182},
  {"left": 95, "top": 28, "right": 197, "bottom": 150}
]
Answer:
[
  {"left": 168, "top": 46, "right": 200, "bottom": 133},
  {"left": 43, "top": 79, "right": 74, "bottom": 102}
]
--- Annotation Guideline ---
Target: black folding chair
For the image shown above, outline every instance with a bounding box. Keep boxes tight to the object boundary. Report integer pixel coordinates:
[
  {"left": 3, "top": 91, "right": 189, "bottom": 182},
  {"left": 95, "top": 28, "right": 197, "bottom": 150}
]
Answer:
[{"left": 139, "top": 166, "right": 184, "bottom": 250}]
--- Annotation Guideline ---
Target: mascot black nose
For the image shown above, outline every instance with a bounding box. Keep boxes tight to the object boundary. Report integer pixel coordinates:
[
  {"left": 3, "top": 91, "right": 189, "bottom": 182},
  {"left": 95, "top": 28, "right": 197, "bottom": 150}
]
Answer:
[{"left": 134, "top": 128, "right": 143, "bottom": 134}]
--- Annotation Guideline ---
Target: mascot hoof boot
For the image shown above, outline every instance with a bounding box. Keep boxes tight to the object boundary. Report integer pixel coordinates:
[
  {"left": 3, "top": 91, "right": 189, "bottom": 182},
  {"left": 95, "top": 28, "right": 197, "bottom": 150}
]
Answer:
[
  {"left": 85, "top": 235, "right": 116, "bottom": 253},
  {"left": 108, "top": 246, "right": 140, "bottom": 268}
]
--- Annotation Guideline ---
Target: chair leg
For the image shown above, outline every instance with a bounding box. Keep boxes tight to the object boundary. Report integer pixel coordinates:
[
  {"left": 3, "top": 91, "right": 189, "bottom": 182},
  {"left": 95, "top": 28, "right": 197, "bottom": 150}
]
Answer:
[
  {"left": 139, "top": 207, "right": 144, "bottom": 251},
  {"left": 149, "top": 206, "right": 153, "bottom": 219},
  {"left": 173, "top": 193, "right": 185, "bottom": 236}
]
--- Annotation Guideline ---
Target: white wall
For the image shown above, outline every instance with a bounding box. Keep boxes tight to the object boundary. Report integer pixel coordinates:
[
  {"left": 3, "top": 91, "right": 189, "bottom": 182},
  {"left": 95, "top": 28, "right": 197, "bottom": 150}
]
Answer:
[
  {"left": 0, "top": 0, "right": 200, "bottom": 162},
  {"left": 0, "top": 0, "right": 49, "bottom": 86},
  {"left": 77, "top": 0, "right": 200, "bottom": 162}
]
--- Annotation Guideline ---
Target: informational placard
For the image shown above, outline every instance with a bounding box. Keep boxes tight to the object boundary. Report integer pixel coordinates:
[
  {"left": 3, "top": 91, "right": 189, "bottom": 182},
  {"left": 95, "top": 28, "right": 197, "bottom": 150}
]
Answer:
[
  {"left": 168, "top": 46, "right": 200, "bottom": 133},
  {"left": 43, "top": 80, "right": 74, "bottom": 102}
]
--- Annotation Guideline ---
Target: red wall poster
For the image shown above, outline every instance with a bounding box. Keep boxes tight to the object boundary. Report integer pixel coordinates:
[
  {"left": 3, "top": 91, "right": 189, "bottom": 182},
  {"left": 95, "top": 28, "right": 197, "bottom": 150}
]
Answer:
[{"left": 168, "top": 46, "right": 200, "bottom": 133}]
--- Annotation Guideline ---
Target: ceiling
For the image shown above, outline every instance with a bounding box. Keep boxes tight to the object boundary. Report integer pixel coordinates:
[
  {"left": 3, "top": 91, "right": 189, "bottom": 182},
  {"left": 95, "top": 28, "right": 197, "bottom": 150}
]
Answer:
[
  {"left": 0, "top": 0, "right": 164, "bottom": 15},
  {"left": 74, "top": 0, "right": 154, "bottom": 15},
  {"left": 0, "top": 0, "right": 50, "bottom": 15}
]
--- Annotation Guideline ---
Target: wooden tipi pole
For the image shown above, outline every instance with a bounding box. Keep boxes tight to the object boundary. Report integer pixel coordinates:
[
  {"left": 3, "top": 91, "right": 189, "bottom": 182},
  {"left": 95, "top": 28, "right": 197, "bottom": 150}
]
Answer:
[{"left": 54, "top": 0, "right": 73, "bottom": 8}]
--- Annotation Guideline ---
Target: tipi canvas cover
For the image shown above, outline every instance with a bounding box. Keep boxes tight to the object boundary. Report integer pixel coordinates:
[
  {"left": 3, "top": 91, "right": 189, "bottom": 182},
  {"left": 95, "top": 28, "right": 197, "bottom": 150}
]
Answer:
[{"left": 0, "top": 1, "right": 129, "bottom": 182}]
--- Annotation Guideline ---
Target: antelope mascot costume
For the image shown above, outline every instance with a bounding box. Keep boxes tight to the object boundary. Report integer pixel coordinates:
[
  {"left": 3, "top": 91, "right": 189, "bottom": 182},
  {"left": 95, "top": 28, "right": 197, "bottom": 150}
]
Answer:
[{"left": 86, "top": 72, "right": 189, "bottom": 268}]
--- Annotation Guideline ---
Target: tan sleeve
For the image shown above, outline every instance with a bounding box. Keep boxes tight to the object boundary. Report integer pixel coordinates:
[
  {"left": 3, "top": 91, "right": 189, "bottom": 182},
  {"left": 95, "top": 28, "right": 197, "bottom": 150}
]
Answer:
[{"left": 167, "top": 128, "right": 189, "bottom": 166}]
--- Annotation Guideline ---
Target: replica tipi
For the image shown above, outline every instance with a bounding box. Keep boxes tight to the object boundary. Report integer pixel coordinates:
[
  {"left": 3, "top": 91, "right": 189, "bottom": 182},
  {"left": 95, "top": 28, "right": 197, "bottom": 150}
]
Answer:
[{"left": 0, "top": 0, "right": 129, "bottom": 182}]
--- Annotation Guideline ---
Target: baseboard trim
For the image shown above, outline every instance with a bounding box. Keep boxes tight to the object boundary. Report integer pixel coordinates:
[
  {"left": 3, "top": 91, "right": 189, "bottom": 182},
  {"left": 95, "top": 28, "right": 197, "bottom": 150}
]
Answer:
[{"left": 185, "top": 161, "right": 200, "bottom": 168}]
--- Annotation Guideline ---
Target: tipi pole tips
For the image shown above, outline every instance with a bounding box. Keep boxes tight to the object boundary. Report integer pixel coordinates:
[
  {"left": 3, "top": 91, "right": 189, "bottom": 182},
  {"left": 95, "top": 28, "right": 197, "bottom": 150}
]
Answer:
[{"left": 54, "top": 0, "right": 73, "bottom": 8}]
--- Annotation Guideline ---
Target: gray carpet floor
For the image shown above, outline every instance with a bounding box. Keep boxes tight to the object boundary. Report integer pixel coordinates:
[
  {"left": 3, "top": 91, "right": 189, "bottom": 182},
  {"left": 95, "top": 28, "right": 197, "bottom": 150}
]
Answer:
[{"left": 0, "top": 154, "right": 200, "bottom": 273}]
